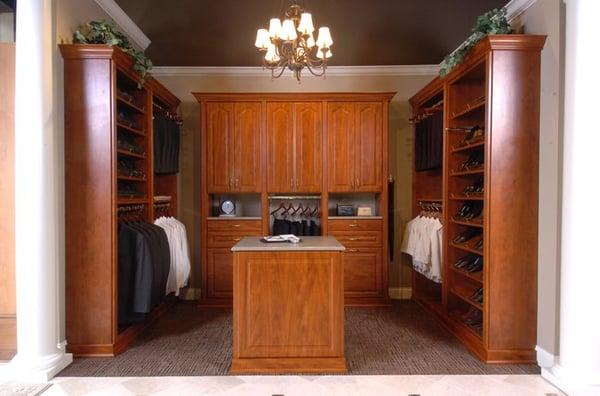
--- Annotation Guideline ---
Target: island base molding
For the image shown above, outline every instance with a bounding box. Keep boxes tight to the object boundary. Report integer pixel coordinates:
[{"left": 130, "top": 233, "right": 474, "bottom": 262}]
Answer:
[{"left": 230, "top": 357, "right": 347, "bottom": 374}]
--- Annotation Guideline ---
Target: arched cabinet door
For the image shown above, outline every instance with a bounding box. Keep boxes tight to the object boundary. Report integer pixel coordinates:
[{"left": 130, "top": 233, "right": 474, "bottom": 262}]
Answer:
[
  {"left": 266, "top": 102, "right": 294, "bottom": 193},
  {"left": 233, "top": 102, "right": 262, "bottom": 192},
  {"left": 294, "top": 102, "right": 323, "bottom": 193},
  {"left": 354, "top": 102, "right": 383, "bottom": 192},
  {"left": 327, "top": 102, "right": 355, "bottom": 192},
  {"left": 206, "top": 102, "right": 233, "bottom": 193}
]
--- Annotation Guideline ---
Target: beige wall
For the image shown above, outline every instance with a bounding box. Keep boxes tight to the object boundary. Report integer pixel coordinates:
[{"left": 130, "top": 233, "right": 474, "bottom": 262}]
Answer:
[
  {"left": 153, "top": 73, "right": 435, "bottom": 291},
  {"left": 512, "top": 0, "right": 564, "bottom": 358}
]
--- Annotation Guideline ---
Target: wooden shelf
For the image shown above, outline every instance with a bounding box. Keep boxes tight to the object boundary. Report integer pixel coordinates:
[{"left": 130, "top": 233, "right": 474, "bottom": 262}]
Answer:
[
  {"left": 117, "top": 122, "right": 145, "bottom": 137},
  {"left": 451, "top": 141, "right": 485, "bottom": 154},
  {"left": 451, "top": 219, "right": 484, "bottom": 228},
  {"left": 451, "top": 98, "right": 486, "bottom": 120},
  {"left": 448, "top": 310, "right": 483, "bottom": 339},
  {"left": 450, "top": 286, "right": 483, "bottom": 310},
  {"left": 449, "top": 195, "right": 484, "bottom": 201},
  {"left": 450, "top": 168, "right": 484, "bottom": 177},
  {"left": 451, "top": 266, "right": 483, "bottom": 283},
  {"left": 117, "top": 175, "right": 147, "bottom": 182},
  {"left": 450, "top": 242, "right": 483, "bottom": 255},
  {"left": 117, "top": 149, "right": 147, "bottom": 159},
  {"left": 416, "top": 197, "right": 443, "bottom": 202},
  {"left": 117, "top": 197, "right": 148, "bottom": 205},
  {"left": 117, "top": 96, "right": 146, "bottom": 114}
]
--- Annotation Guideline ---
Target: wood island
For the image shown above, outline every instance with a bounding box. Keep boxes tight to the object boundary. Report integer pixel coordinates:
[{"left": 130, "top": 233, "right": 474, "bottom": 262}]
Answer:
[{"left": 230, "top": 236, "right": 347, "bottom": 374}]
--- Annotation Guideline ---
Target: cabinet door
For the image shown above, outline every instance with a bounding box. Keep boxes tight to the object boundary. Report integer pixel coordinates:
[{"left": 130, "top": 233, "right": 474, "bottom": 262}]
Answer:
[
  {"left": 207, "top": 248, "right": 233, "bottom": 299},
  {"left": 206, "top": 103, "right": 234, "bottom": 193},
  {"left": 342, "top": 248, "right": 382, "bottom": 298},
  {"left": 267, "top": 102, "right": 294, "bottom": 192},
  {"left": 233, "top": 102, "right": 262, "bottom": 192},
  {"left": 327, "top": 102, "right": 355, "bottom": 192},
  {"left": 354, "top": 102, "right": 383, "bottom": 192},
  {"left": 294, "top": 102, "right": 323, "bottom": 193}
]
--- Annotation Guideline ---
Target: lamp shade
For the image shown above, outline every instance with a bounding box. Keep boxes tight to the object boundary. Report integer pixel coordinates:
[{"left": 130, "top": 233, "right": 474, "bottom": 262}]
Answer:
[
  {"left": 317, "top": 48, "right": 332, "bottom": 59},
  {"left": 255, "top": 29, "right": 270, "bottom": 49},
  {"left": 316, "top": 27, "right": 333, "bottom": 49},
  {"left": 269, "top": 18, "right": 282, "bottom": 38},
  {"left": 281, "top": 19, "right": 297, "bottom": 40},
  {"left": 297, "top": 13, "right": 314, "bottom": 34},
  {"left": 265, "top": 43, "right": 280, "bottom": 63},
  {"left": 306, "top": 33, "right": 315, "bottom": 48}
]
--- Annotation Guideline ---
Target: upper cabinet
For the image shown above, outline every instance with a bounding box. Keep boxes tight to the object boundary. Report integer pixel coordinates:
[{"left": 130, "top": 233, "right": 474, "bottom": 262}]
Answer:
[
  {"left": 327, "top": 102, "right": 383, "bottom": 192},
  {"left": 267, "top": 102, "right": 323, "bottom": 193},
  {"left": 205, "top": 102, "right": 262, "bottom": 193}
]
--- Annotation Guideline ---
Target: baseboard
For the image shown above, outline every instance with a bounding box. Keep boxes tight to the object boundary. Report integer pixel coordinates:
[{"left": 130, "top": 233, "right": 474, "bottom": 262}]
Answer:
[
  {"left": 388, "top": 287, "right": 412, "bottom": 300},
  {"left": 535, "top": 345, "right": 556, "bottom": 368},
  {"left": 179, "top": 287, "right": 201, "bottom": 301},
  {"left": 542, "top": 364, "right": 600, "bottom": 396}
]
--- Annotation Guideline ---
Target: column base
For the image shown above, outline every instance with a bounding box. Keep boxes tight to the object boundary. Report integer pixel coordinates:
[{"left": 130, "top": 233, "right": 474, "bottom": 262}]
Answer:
[
  {"left": 0, "top": 351, "right": 72, "bottom": 382},
  {"left": 542, "top": 364, "right": 600, "bottom": 396}
]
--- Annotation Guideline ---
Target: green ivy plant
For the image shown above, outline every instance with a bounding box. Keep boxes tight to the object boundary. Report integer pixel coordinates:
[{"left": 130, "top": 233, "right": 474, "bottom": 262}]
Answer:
[
  {"left": 73, "top": 20, "right": 153, "bottom": 86},
  {"left": 439, "top": 8, "right": 512, "bottom": 77}
]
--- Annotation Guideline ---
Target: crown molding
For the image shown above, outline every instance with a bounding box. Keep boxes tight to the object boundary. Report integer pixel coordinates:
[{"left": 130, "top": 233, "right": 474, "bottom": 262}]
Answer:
[
  {"left": 505, "top": 0, "right": 538, "bottom": 22},
  {"left": 94, "top": 0, "right": 151, "bottom": 50},
  {"left": 151, "top": 64, "right": 439, "bottom": 78}
]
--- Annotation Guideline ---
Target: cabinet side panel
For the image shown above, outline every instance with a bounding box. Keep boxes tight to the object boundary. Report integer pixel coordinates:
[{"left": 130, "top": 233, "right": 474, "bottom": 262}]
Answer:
[
  {"left": 487, "top": 49, "right": 540, "bottom": 351},
  {"left": 64, "top": 58, "right": 115, "bottom": 346}
]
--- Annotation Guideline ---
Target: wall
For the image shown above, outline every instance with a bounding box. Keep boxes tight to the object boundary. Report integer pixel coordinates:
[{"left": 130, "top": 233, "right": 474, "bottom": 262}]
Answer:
[
  {"left": 511, "top": 0, "right": 565, "bottom": 362},
  {"left": 152, "top": 72, "right": 435, "bottom": 293}
]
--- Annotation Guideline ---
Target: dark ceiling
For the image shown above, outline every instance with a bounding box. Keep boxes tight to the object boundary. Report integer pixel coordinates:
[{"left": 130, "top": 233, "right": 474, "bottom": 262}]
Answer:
[{"left": 115, "top": 0, "right": 507, "bottom": 66}]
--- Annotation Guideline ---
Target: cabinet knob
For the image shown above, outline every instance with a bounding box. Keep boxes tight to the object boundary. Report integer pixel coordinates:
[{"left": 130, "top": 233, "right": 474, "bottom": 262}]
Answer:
[
  {"left": 233, "top": 224, "right": 241, "bottom": 228},
  {"left": 349, "top": 224, "right": 358, "bottom": 228},
  {"left": 348, "top": 248, "right": 358, "bottom": 253},
  {"left": 348, "top": 237, "right": 359, "bottom": 241},
  {"left": 233, "top": 237, "right": 241, "bottom": 242}
]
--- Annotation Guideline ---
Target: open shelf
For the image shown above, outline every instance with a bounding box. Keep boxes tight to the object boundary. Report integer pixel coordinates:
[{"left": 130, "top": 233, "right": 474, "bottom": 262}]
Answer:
[
  {"left": 117, "top": 197, "right": 148, "bottom": 205},
  {"left": 117, "top": 96, "right": 147, "bottom": 115},
  {"left": 117, "top": 122, "right": 146, "bottom": 137},
  {"left": 450, "top": 242, "right": 483, "bottom": 255},
  {"left": 451, "top": 265, "right": 483, "bottom": 283},
  {"left": 450, "top": 168, "right": 484, "bottom": 177},
  {"left": 416, "top": 197, "right": 443, "bottom": 202},
  {"left": 450, "top": 286, "right": 483, "bottom": 310},
  {"left": 117, "top": 175, "right": 147, "bottom": 182},
  {"left": 448, "top": 310, "right": 483, "bottom": 339},
  {"left": 451, "top": 219, "right": 484, "bottom": 228},
  {"left": 117, "top": 149, "right": 147, "bottom": 159},
  {"left": 449, "top": 195, "right": 484, "bottom": 201},
  {"left": 451, "top": 141, "right": 485, "bottom": 154},
  {"left": 450, "top": 98, "right": 486, "bottom": 120}
]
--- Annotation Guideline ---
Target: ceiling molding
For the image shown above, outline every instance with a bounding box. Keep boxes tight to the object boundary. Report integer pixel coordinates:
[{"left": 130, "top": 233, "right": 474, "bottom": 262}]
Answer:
[
  {"left": 505, "top": 0, "right": 538, "bottom": 22},
  {"left": 94, "top": 0, "right": 151, "bottom": 50},
  {"left": 151, "top": 65, "right": 439, "bottom": 78}
]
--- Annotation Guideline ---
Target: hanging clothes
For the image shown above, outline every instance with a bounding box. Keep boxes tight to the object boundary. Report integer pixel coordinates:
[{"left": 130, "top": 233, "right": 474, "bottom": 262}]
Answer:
[
  {"left": 401, "top": 215, "right": 443, "bottom": 283},
  {"left": 154, "top": 216, "right": 191, "bottom": 296},
  {"left": 153, "top": 114, "right": 181, "bottom": 174},
  {"left": 415, "top": 110, "right": 443, "bottom": 172}
]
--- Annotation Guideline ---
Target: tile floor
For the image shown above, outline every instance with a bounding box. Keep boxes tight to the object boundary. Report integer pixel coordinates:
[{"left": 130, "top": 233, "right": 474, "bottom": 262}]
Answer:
[{"left": 36, "top": 375, "right": 564, "bottom": 396}]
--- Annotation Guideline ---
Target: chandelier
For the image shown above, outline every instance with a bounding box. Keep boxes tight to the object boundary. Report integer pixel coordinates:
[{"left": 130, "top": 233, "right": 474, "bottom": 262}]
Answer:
[{"left": 254, "top": 4, "right": 333, "bottom": 81}]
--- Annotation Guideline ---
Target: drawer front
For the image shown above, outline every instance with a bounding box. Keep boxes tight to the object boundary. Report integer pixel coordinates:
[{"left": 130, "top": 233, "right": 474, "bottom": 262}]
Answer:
[
  {"left": 207, "top": 231, "right": 260, "bottom": 248},
  {"left": 328, "top": 219, "right": 382, "bottom": 232},
  {"left": 342, "top": 248, "right": 382, "bottom": 296},
  {"left": 329, "top": 231, "right": 382, "bottom": 248},
  {"left": 207, "top": 219, "right": 262, "bottom": 232}
]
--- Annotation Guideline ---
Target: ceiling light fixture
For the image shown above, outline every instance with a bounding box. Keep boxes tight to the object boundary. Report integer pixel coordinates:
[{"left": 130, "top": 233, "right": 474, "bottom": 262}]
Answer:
[{"left": 255, "top": 4, "right": 333, "bottom": 82}]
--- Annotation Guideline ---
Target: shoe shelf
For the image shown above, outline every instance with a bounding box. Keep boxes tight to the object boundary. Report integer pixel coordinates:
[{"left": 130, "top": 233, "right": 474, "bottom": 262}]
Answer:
[
  {"left": 449, "top": 285, "right": 483, "bottom": 310},
  {"left": 450, "top": 242, "right": 483, "bottom": 256},
  {"left": 117, "top": 122, "right": 146, "bottom": 137},
  {"left": 448, "top": 310, "right": 483, "bottom": 339},
  {"left": 117, "top": 175, "right": 147, "bottom": 182},
  {"left": 450, "top": 219, "right": 483, "bottom": 228},
  {"left": 451, "top": 140, "right": 485, "bottom": 154},
  {"left": 449, "top": 195, "right": 484, "bottom": 201},
  {"left": 117, "top": 148, "right": 147, "bottom": 160},
  {"left": 451, "top": 265, "right": 483, "bottom": 284},
  {"left": 450, "top": 168, "right": 484, "bottom": 177},
  {"left": 117, "top": 96, "right": 147, "bottom": 115}
]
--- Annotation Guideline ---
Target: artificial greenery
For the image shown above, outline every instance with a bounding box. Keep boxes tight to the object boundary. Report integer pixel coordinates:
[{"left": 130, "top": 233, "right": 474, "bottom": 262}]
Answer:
[
  {"left": 439, "top": 8, "right": 512, "bottom": 77},
  {"left": 73, "top": 20, "right": 153, "bottom": 86}
]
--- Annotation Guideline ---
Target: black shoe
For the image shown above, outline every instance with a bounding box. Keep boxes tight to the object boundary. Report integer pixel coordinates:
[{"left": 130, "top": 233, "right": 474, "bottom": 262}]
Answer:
[
  {"left": 453, "top": 229, "right": 481, "bottom": 244},
  {"left": 465, "top": 256, "right": 483, "bottom": 272}
]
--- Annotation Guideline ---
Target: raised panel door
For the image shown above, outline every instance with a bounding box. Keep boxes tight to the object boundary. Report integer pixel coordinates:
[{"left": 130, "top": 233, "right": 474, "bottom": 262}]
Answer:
[
  {"left": 355, "top": 102, "right": 383, "bottom": 192},
  {"left": 327, "top": 103, "right": 355, "bottom": 192},
  {"left": 206, "top": 103, "right": 233, "bottom": 192},
  {"left": 233, "top": 102, "right": 262, "bottom": 192},
  {"left": 207, "top": 248, "right": 233, "bottom": 299},
  {"left": 267, "top": 103, "right": 294, "bottom": 192},
  {"left": 342, "top": 248, "right": 382, "bottom": 298},
  {"left": 294, "top": 102, "right": 322, "bottom": 193}
]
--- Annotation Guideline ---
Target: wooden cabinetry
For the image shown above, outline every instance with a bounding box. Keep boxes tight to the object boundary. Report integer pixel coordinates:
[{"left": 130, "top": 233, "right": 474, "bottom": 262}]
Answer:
[
  {"left": 195, "top": 93, "right": 394, "bottom": 307},
  {"left": 327, "top": 102, "right": 383, "bottom": 192},
  {"left": 267, "top": 102, "right": 322, "bottom": 193},
  {"left": 60, "top": 44, "right": 181, "bottom": 356},
  {"left": 409, "top": 35, "right": 546, "bottom": 363},
  {"left": 206, "top": 102, "right": 262, "bottom": 192}
]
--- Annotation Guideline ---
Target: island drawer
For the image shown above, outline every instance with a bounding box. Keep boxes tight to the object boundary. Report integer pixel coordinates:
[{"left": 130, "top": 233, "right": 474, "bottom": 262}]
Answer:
[
  {"left": 207, "top": 231, "right": 261, "bottom": 248},
  {"left": 328, "top": 219, "right": 382, "bottom": 232}
]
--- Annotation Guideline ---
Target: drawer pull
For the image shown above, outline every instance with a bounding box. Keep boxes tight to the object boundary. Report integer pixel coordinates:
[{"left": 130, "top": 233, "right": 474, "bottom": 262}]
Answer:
[
  {"left": 348, "top": 237, "right": 359, "bottom": 241},
  {"left": 347, "top": 248, "right": 358, "bottom": 253},
  {"left": 233, "top": 237, "right": 241, "bottom": 242},
  {"left": 348, "top": 224, "right": 358, "bottom": 228},
  {"left": 232, "top": 224, "right": 241, "bottom": 228}
]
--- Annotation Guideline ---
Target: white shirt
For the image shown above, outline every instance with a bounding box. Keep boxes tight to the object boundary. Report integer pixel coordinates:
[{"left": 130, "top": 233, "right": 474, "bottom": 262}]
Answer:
[
  {"left": 154, "top": 216, "right": 191, "bottom": 296},
  {"left": 401, "top": 215, "right": 443, "bottom": 284}
]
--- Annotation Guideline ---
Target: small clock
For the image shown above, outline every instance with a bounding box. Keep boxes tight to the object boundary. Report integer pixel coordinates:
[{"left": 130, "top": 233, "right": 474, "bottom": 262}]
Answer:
[{"left": 219, "top": 200, "right": 236, "bottom": 216}]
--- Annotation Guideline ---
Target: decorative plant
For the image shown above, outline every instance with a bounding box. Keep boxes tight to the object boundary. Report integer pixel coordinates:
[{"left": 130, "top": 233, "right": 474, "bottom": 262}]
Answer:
[
  {"left": 439, "top": 8, "right": 512, "bottom": 77},
  {"left": 73, "top": 20, "right": 153, "bottom": 86}
]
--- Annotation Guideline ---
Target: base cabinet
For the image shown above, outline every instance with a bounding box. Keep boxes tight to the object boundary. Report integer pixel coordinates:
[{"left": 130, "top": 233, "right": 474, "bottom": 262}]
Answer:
[
  {"left": 343, "top": 248, "right": 382, "bottom": 298},
  {"left": 206, "top": 249, "right": 233, "bottom": 299}
]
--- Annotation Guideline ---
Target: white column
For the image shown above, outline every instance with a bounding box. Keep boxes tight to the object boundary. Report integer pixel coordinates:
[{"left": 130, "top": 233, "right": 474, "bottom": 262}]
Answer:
[
  {"left": 1, "top": 0, "right": 72, "bottom": 382},
  {"left": 543, "top": 0, "right": 600, "bottom": 395}
]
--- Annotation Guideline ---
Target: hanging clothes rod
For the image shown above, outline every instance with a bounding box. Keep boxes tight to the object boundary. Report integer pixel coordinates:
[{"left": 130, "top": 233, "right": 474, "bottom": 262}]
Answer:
[{"left": 268, "top": 195, "right": 321, "bottom": 200}]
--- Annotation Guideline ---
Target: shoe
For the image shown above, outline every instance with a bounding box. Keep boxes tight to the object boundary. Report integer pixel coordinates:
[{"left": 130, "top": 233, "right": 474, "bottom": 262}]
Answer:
[
  {"left": 470, "top": 287, "right": 484, "bottom": 304},
  {"left": 473, "top": 237, "right": 484, "bottom": 250},
  {"left": 454, "top": 254, "right": 475, "bottom": 269},
  {"left": 465, "top": 256, "right": 483, "bottom": 272},
  {"left": 453, "top": 229, "right": 481, "bottom": 244}
]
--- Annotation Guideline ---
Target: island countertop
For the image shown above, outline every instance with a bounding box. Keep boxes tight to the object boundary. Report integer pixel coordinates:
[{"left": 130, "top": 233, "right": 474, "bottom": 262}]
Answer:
[{"left": 231, "top": 236, "right": 345, "bottom": 252}]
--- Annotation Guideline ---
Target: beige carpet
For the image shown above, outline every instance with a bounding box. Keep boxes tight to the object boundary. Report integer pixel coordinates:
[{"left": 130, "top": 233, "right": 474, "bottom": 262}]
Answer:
[{"left": 58, "top": 301, "right": 539, "bottom": 376}]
